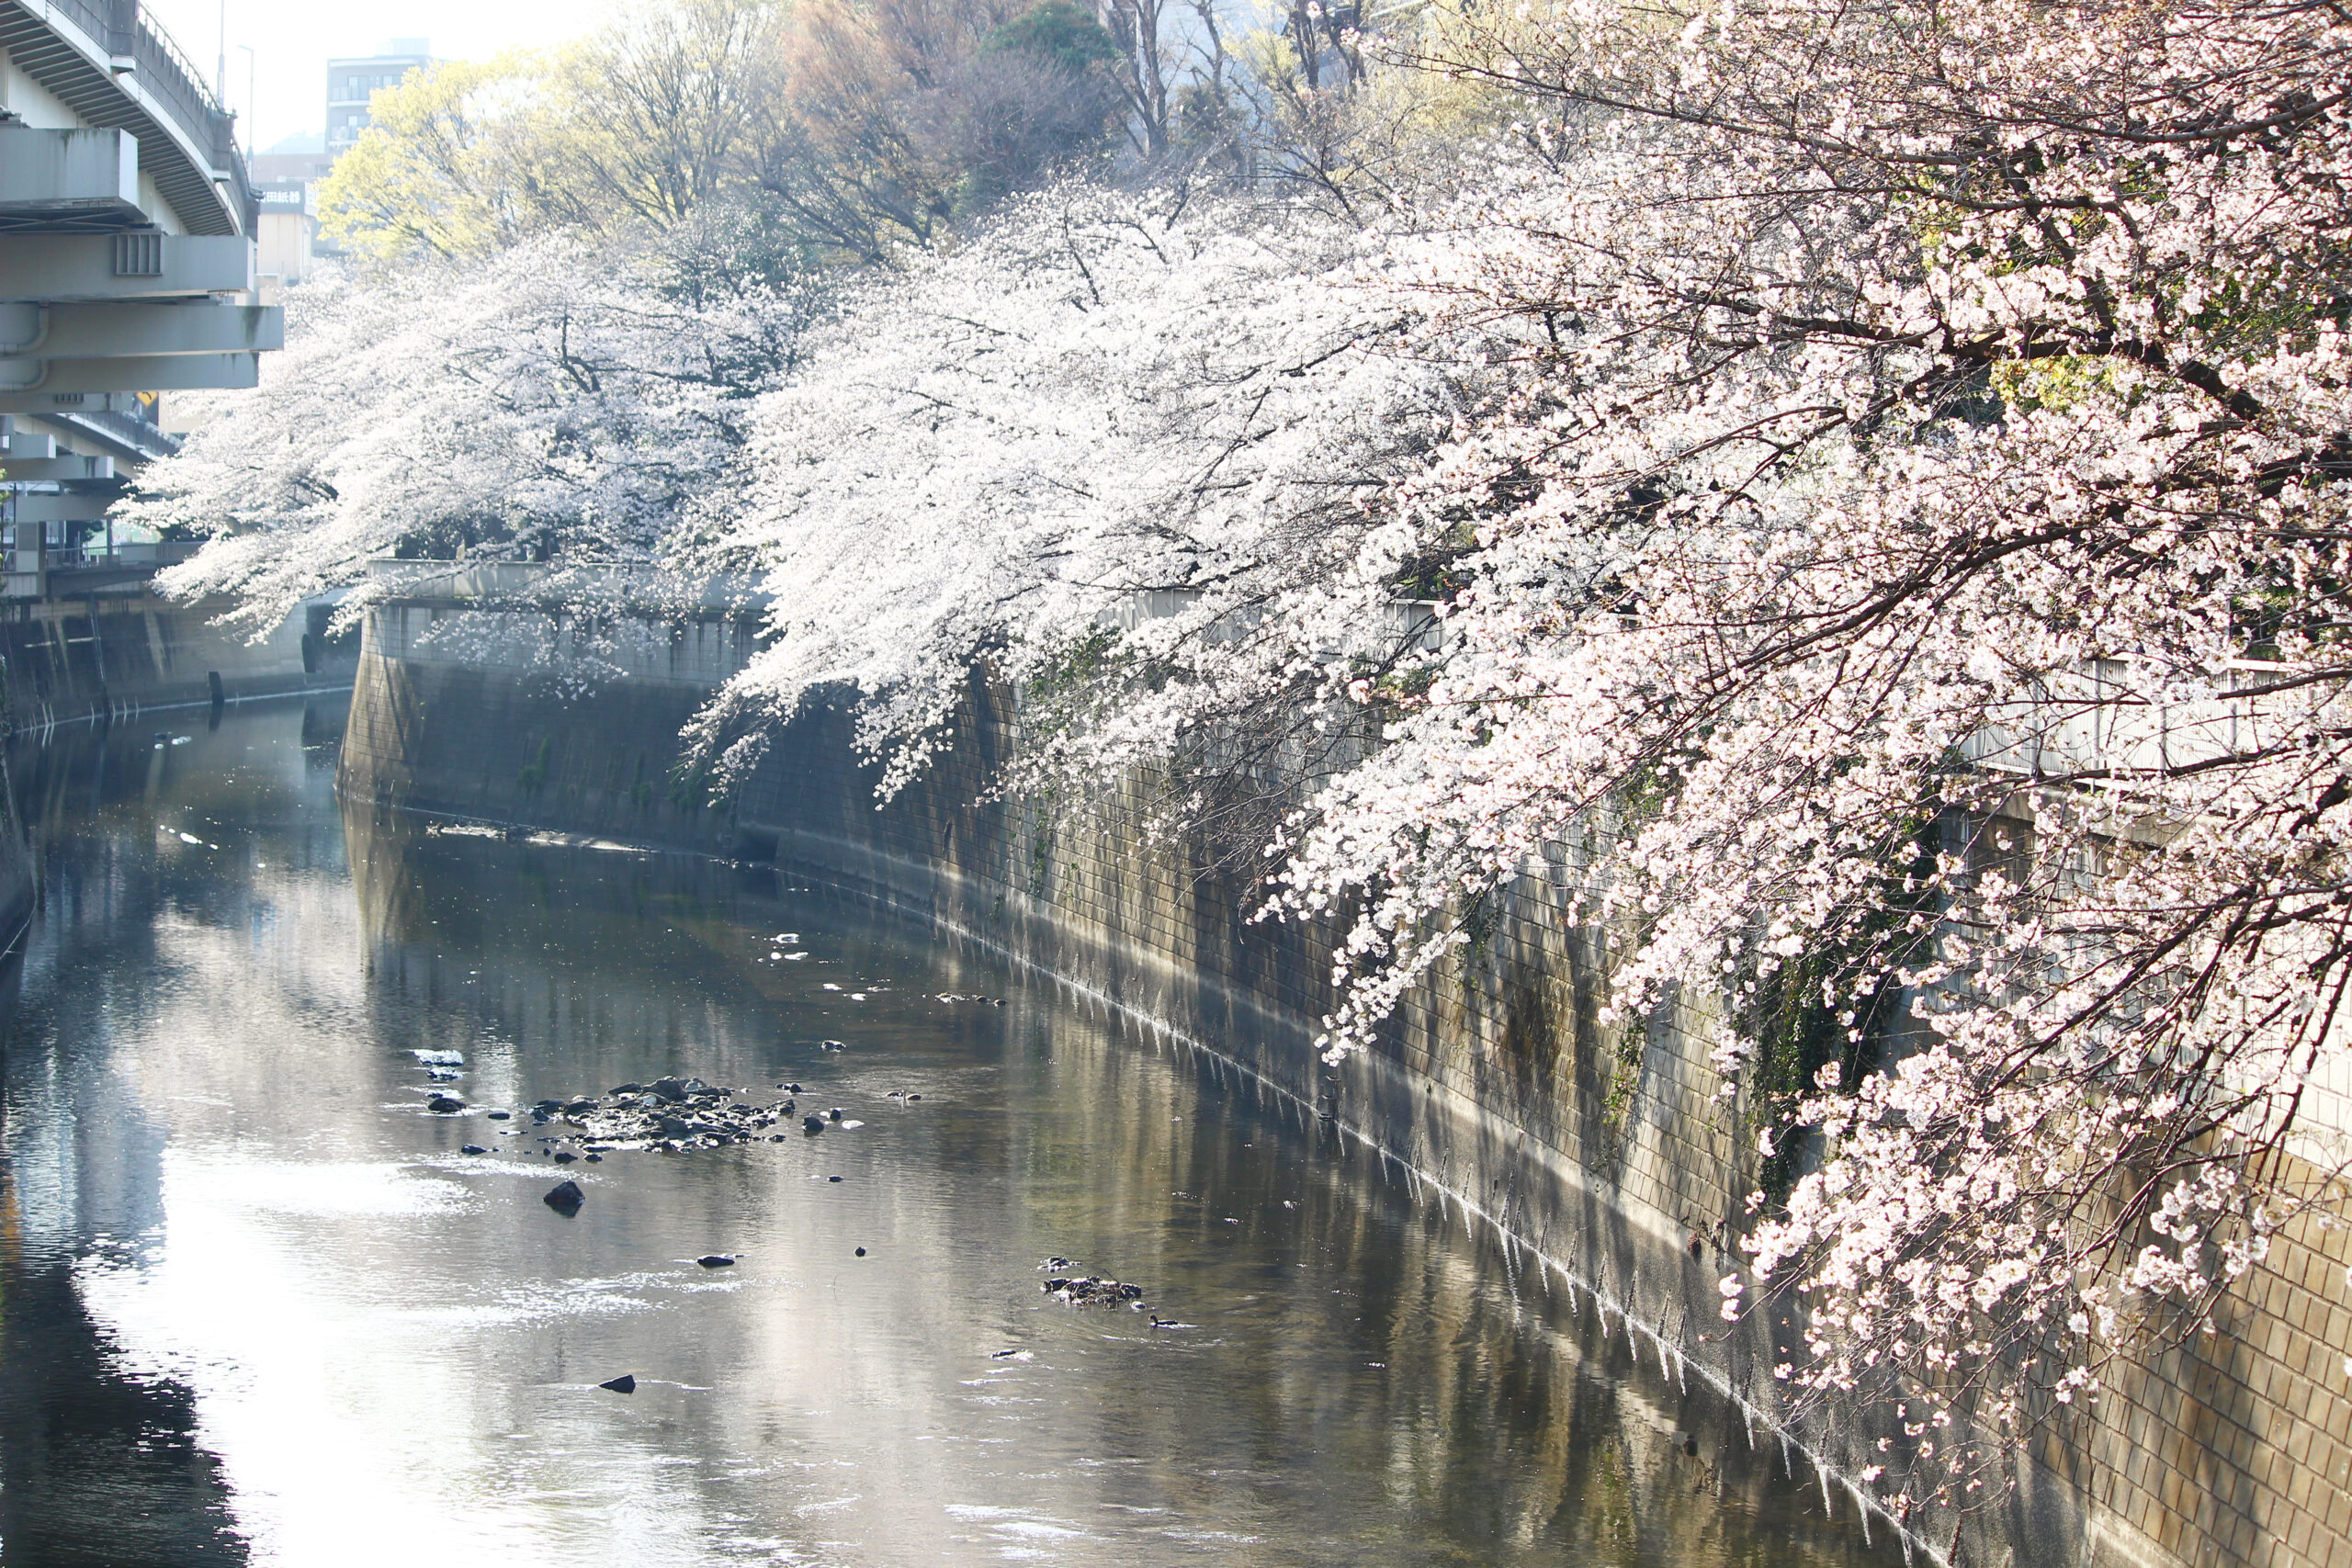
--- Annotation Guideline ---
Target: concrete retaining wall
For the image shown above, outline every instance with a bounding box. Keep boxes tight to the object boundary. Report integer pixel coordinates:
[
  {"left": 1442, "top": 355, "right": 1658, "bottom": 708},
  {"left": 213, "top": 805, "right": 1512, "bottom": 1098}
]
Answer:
[
  {"left": 338, "top": 594, "right": 2352, "bottom": 1568},
  {"left": 0, "top": 590, "right": 356, "bottom": 956},
  {"left": 0, "top": 592, "right": 356, "bottom": 731}
]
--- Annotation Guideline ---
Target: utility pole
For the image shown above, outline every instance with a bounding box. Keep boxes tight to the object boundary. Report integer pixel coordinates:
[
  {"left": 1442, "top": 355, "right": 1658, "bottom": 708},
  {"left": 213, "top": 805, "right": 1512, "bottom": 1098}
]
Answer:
[{"left": 237, "top": 43, "right": 255, "bottom": 159}]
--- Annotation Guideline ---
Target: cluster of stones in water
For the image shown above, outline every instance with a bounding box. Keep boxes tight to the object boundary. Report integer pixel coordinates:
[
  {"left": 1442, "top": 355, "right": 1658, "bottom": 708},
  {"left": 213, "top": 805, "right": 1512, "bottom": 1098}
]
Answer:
[
  {"left": 437, "top": 1076, "right": 816, "bottom": 1156},
  {"left": 1035, "top": 1258, "right": 1148, "bottom": 1310},
  {"left": 1042, "top": 1276, "right": 1145, "bottom": 1306}
]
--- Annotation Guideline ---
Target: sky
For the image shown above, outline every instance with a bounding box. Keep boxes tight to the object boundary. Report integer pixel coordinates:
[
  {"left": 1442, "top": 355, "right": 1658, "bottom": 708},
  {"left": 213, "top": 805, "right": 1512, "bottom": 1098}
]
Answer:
[{"left": 137, "top": 0, "right": 619, "bottom": 152}]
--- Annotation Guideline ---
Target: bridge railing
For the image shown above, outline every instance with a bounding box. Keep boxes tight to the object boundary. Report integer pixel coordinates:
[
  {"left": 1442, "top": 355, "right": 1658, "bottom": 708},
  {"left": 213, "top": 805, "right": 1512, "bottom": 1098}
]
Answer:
[
  {"left": 4, "top": 538, "right": 199, "bottom": 573},
  {"left": 30, "top": 0, "right": 254, "bottom": 230}
]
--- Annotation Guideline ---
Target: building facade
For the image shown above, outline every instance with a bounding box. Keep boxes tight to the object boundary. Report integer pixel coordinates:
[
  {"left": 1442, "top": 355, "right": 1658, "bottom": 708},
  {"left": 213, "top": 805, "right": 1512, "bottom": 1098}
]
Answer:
[
  {"left": 324, "top": 39, "right": 429, "bottom": 157},
  {"left": 251, "top": 180, "right": 313, "bottom": 297}
]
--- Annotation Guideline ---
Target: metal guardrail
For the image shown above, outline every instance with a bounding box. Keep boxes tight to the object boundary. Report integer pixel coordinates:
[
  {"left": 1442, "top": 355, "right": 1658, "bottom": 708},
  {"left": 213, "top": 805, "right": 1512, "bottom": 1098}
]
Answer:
[
  {"left": 1962, "top": 657, "right": 2346, "bottom": 783},
  {"left": 1099, "top": 585, "right": 1446, "bottom": 653},
  {"left": 37, "top": 0, "right": 123, "bottom": 56},
  {"left": 367, "top": 563, "right": 1447, "bottom": 655},
  {"left": 362, "top": 564, "right": 1447, "bottom": 655},
  {"left": 7, "top": 538, "right": 198, "bottom": 573},
  {"left": 51, "top": 407, "right": 181, "bottom": 463}
]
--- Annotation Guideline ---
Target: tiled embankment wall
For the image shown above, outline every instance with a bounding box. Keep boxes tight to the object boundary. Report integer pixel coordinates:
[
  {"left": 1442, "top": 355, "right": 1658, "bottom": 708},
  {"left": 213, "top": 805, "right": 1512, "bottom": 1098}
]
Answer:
[{"left": 339, "top": 596, "right": 2352, "bottom": 1568}]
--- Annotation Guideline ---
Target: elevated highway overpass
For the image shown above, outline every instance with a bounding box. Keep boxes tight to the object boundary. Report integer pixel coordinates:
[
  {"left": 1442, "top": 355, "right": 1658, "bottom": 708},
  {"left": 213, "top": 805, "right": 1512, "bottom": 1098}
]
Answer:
[
  {"left": 0, "top": 0, "right": 278, "bottom": 408},
  {"left": 0, "top": 0, "right": 282, "bottom": 597}
]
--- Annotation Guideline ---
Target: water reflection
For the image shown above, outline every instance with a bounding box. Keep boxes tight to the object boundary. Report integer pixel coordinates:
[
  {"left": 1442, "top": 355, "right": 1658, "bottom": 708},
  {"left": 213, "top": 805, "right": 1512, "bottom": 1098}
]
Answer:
[{"left": 0, "top": 700, "right": 1893, "bottom": 1566}]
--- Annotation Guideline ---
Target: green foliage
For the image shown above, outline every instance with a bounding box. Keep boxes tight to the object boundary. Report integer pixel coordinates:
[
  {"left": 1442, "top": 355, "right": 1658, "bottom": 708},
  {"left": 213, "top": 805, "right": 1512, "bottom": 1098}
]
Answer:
[
  {"left": 318, "top": 56, "right": 547, "bottom": 261},
  {"left": 320, "top": 0, "right": 1137, "bottom": 266},
  {"left": 1025, "top": 793, "right": 1059, "bottom": 898},
  {"left": 668, "top": 755, "right": 713, "bottom": 809},
  {"left": 1022, "top": 627, "right": 1126, "bottom": 744},
  {"left": 1595, "top": 1015, "right": 1646, "bottom": 1168},
  {"left": 1987, "top": 355, "right": 2129, "bottom": 418},
  {"left": 983, "top": 0, "right": 1118, "bottom": 75},
  {"left": 1736, "top": 943, "right": 1882, "bottom": 1200},
  {"left": 1454, "top": 884, "right": 1500, "bottom": 1004},
  {"left": 518, "top": 734, "right": 552, "bottom": 791},
  {"left": 1732, "top": 831, "right": 1934, "bottom": 1200}
]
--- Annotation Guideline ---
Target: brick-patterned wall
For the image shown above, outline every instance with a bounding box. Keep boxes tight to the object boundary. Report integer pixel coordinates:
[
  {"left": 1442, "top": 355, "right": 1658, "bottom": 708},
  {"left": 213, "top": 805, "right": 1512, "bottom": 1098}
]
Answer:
[
  {"left": 2052, "top": 1201, "right": 2352, "bottom": 1568},
  {"left": 341, "top": 600, "right": 2352, "bottom": 1568}
]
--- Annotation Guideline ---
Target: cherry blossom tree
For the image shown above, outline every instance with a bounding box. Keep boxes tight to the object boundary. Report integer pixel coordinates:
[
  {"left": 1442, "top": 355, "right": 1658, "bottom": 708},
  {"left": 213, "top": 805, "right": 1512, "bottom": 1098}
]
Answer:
[
  {"left": 130, "top": 234, "right": 817, "bottom": 637},
  {"left": 1256, "top": 0, "right": 2352, "bottom": 1506},
  {"left": 700, "top": 0, "right": 2352, "bottom": 1508},
  {"left": 682, "top": 183, "right": 1474, "bottom": 829},
  {"left": 139, "top": 0, "right": 2352, "bottom": 1516}
]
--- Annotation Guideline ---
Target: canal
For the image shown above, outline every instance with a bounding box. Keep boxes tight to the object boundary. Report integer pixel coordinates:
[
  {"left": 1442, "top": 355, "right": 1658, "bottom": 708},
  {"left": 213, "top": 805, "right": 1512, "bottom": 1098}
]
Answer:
[{"left": 0, "top": 697, "right": 1894, "bottom": 1566}]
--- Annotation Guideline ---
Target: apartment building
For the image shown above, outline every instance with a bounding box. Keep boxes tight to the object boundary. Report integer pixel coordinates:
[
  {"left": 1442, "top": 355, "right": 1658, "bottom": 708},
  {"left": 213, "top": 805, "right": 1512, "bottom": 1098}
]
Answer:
[{"left": 325, "top": 39, "right": 429, "bottom": 156}]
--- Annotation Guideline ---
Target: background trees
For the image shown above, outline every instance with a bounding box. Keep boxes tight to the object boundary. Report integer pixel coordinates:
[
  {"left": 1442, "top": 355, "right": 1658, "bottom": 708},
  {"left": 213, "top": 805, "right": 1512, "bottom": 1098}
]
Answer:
[
  {"left": 313, "top": 57, "right": 553, "bottom": 261},
  {"left": 318, "top": 0, "right": 1153, "bottom": 263}
]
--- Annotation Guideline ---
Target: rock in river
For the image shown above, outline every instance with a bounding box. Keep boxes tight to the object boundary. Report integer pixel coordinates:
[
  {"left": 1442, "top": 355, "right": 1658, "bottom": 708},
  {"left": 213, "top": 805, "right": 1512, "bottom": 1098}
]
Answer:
[
  {"left": 426, "top": 1095, "right": 465, "bottom": 1114},
  {"left": 597, "top": 1374, "right": 636, "bottom": 1393},
  {"left": 1043, "top": 1276, "right": 1146, "bottom": 1307},
  {"left": 543, "top": 1179, "right": 585, "bottom": 1215},
  {"left": 695, "top": 1255, "right": 735, "bottom": 1269}
]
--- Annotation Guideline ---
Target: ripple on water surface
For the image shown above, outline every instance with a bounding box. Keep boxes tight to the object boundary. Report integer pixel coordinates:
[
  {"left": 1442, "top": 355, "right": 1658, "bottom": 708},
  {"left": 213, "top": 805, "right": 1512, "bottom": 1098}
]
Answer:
[{"left": 0, "top": 698, "right": 1897, "bottom": 1567}]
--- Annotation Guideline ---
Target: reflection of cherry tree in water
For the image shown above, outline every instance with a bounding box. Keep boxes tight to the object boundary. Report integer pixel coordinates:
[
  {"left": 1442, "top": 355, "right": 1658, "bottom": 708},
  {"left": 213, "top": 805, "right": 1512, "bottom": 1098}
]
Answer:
[{"left": 130, "top": 0, "right": 2352, "bottom": 1522}]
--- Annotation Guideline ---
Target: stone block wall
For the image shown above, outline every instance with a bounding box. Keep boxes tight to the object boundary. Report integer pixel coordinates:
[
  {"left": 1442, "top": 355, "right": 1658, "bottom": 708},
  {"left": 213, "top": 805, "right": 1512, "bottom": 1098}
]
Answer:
[{"left": 340, "top": 597, "right": 2352, "bottom": 1568}]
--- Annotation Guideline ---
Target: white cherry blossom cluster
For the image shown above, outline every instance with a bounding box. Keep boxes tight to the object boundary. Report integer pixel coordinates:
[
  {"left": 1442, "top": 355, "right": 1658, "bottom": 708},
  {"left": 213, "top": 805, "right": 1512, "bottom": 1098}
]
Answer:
[
  {"left": 1261, "top": 0, "right": 2352, "bottom": 1505},
  {"left": 129, "top": 236, "right": 816, "bottom": 637},
  {"left": 699, "top": 0, "right": 2352, "bottom": 1505},
  {"left": 681, "top": 185, "right": 1473, "bottom": 813}
]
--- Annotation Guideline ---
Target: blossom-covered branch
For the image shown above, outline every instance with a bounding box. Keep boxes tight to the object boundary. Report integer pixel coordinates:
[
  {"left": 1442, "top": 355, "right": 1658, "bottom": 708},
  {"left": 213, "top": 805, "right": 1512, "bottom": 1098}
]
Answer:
[{"left": 130, "top": 236, "right": 817, "bottom": 635}]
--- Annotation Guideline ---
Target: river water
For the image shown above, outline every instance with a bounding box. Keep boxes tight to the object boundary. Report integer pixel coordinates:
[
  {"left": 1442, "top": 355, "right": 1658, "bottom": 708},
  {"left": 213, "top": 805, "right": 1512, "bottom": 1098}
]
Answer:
[{"left": 0, "top": 698, "right": 1894, "bottom": 1567}]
